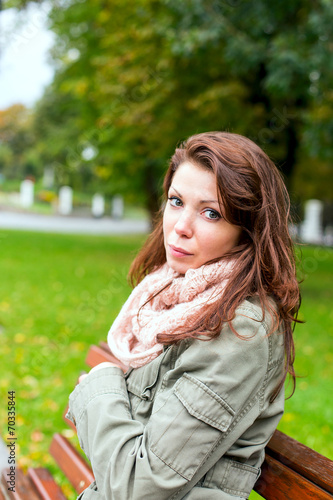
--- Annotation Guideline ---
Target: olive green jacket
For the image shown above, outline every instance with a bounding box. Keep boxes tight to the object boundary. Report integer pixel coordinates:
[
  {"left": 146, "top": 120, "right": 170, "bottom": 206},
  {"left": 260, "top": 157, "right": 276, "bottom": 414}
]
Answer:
[{"left": 67, "top": 298, "right": 285, "bottom": 499}]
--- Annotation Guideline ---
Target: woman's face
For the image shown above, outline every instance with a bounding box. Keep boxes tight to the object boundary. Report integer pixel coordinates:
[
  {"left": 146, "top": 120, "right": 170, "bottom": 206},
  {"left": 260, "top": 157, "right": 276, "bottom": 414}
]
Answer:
[{"left": 163, "top": 161, "right": 242, "bottom": 274}]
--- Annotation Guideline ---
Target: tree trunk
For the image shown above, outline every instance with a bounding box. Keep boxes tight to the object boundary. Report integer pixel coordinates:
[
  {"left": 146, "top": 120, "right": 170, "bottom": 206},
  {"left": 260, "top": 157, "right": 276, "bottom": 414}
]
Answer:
[
  {"left": 281, "top": 121, "right": 299, "bottom": 190},
  {"left": 144, "top": 160, "right": 162, "bottom": 228}
]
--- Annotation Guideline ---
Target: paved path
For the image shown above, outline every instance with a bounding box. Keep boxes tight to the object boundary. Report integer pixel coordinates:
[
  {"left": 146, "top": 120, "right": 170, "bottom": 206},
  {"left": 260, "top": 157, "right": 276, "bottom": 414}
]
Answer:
[{"left": 0, "top": 210, "right": 150, "bottom": 235}]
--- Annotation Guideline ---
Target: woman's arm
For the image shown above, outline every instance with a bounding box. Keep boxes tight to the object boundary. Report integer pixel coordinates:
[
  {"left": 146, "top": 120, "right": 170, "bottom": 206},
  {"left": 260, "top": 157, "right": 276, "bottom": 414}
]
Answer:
[{"left": 67, "top": 306, "right": 283, "bottom": 500}]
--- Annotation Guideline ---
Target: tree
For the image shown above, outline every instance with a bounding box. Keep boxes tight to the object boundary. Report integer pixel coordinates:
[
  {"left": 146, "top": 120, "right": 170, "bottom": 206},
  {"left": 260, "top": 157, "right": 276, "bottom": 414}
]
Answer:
[
  {"left": 0, "top": 104, "right": 40, "bottom": 179},
  {"left": 155, "top": 0, "right": 333, "bottom": 185},
  {"left": 5, "top": 0, "right": 333, "bottom": 217},
  {"left": 38, "top": 0, "right": 264, "bottom": 216}
]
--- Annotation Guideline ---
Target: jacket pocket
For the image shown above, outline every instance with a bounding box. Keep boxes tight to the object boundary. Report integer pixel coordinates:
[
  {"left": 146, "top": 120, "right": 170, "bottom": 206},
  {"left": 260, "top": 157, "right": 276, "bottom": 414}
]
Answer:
[
  {"left": 175, "top": 373, "right": 235, "bottom": 431},
  {"left": 149, "top": 373, "right": 235, "bottom": 481},
  {"left": 203, "top": 457, "right": 261, "bottom": 498}
]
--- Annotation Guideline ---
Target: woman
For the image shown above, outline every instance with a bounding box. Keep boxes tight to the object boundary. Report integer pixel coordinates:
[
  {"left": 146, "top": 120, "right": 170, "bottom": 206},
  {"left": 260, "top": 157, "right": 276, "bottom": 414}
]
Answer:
[{"left": 67, "top": 132, "right": 301, "bottom": 499}]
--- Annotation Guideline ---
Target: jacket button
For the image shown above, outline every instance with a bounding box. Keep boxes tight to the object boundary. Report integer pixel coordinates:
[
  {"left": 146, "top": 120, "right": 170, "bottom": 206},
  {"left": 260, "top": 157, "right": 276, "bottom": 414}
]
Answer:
[{"left": 141, "top": 389, "right": 151, "bottom": 400}]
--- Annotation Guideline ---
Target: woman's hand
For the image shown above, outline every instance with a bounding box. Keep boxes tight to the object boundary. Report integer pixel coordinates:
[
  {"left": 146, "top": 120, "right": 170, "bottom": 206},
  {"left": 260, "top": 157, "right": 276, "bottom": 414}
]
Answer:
[{"left": 78, "top": 361, "right": 127, "bottom": 383}]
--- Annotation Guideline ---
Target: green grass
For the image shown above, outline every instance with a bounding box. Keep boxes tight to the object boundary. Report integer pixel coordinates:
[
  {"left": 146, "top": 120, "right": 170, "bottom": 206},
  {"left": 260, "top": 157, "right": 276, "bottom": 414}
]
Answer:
[
  {"left": 0, "top": 231, "right": 332, "bottom": 499},
  {"left": 249, "top": 244, "right": 333, "bottom": 500},
  {"left": 279, "top": 245, "right": 333, "bottom": 457},
  {"left": 0, "top": 230, "right": 146, "bottom": 497}
]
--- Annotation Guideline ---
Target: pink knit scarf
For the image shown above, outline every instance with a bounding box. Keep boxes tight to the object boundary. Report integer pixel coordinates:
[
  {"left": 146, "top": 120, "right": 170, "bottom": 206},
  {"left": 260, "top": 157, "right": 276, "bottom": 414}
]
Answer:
[{"left": 107, "top": 259, "right": 234, "bottom": 368}]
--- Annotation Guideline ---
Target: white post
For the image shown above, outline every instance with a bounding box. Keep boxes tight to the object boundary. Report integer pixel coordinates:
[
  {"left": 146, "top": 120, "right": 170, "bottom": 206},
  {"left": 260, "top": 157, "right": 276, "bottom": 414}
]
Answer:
[
  {"left": 42, "top": 166, "right": 55, "bottom": 189},
  {"left": 58, "top": 186, "right": 73, "bottom": 215},
  {"left": 324, "top": 226, "right": 333, "bottom": 247},
  {"left": 92, "top": 194, "right": 105, "bottom": 218},
  {"left": 20, "top": 179, "right": 34, "bottom": 208},
  {"left": 301, "top": 199, "right": 323, "bottom": 244},
  {"left": 111, "top": 195, "right": 124, "bottom": 219}
]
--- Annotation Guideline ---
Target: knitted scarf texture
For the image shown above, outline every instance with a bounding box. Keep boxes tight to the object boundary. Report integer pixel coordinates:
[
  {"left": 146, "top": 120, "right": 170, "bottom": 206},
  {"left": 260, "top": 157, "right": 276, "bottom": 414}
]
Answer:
[{"left": 107, "top": 259, "right": 234, "bottom": 368}]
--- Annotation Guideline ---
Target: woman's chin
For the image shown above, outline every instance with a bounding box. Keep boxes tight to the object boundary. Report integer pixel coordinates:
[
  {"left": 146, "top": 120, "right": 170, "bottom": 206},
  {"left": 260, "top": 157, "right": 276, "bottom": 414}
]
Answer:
[{"left": 166, "top": 256, "right": 195, "bottom": 275}]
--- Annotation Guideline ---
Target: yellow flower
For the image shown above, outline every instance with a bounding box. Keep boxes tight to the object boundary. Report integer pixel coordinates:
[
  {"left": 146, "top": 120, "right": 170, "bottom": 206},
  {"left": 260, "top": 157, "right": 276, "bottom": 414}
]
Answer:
[
  {"left": 14, "top": 333, "right": 25, "bottom": 343},
  {"left": 283, "top": 412, "right": 295, "bottom": 422}
]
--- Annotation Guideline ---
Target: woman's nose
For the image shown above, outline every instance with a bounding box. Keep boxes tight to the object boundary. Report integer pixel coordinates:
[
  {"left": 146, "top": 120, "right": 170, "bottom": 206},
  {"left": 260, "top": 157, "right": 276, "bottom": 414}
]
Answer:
[{"left": 174, "top": 211, "right": 193, "bottom": 238}]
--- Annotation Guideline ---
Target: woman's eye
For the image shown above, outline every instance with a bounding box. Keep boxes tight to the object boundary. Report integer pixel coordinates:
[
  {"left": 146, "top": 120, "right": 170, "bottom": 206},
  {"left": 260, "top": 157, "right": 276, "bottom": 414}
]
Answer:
[
  {"left": 204, "top": 209, "right": 221, "bottom": 220},
  {"left": 168, "top": 196, "right": 183, "bottom": 207}
]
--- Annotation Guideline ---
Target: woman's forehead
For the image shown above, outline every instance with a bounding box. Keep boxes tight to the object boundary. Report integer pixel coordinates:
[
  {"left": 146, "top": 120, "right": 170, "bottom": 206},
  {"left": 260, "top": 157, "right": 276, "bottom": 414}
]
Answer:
[{"left": 170, "top": 162, "right": 218, "bottom": 199}]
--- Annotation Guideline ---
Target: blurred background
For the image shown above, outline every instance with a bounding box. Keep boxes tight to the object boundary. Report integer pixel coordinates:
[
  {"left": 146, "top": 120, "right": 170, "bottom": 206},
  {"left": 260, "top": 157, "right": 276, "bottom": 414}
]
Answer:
[
  {"left": 0, "top": 1, "right": 332, "bottom": 498},
  {"left": 0, "top": 0, "right": 333, "bottom": 229}
]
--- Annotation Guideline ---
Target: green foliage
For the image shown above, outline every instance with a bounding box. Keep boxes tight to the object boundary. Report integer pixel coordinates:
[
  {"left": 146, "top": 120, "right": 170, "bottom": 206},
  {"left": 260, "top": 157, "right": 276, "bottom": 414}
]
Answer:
[
  {"left": 2, "top": 0, "right": 333, "bottom": 213},
  {"left": 0, "top": 105, "right": 41, "bottom": 179}
]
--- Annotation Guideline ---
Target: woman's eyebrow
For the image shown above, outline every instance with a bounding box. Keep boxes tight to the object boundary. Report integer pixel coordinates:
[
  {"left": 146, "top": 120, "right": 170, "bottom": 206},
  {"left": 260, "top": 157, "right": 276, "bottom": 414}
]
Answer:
[
  {"left": 170, "top": 185, "right": 219, "bottom": 205},
  {"left": 169, "top": 185, "right": 182, "bottom": 197},
  {"left": 200, "top": 199, "right": 219, "bottom": 205}
]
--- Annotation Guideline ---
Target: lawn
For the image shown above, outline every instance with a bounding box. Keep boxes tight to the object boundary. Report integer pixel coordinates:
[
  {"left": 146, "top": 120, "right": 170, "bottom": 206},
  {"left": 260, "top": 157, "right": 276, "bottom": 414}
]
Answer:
[{"left": 0, "top": 230, "right": 332, "bottom": 498}]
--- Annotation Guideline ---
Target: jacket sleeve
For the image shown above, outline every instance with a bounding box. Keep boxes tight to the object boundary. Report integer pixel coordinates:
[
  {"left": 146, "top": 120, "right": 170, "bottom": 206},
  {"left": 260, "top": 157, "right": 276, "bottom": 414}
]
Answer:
[{"left": 67, "top": 308, "right": 282, "bottom": 500}]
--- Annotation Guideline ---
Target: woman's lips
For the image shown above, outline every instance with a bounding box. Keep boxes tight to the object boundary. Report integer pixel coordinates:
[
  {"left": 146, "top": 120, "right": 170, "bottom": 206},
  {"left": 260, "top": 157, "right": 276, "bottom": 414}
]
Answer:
[{"left": 169, "top": 244, "right": 193, "bottom": 258}]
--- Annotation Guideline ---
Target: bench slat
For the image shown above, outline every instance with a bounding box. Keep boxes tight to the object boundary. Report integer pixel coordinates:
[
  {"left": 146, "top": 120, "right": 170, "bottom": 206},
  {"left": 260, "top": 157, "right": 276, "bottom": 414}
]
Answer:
[
  {"left": 266, "top": 429, "right": 333, "bottom": 494},
  {"left": 1, "top": 468, "right": 41, "bottom": 500},
  {"left": 63, "top": 378, "right": 81, "bottom": 432},
  {"left": 255, "top": 454, "right": 333, "bottom": 500},
  {"left": 98, "top": 341, "right": 111, "bottom": 354},
  {"left": 85, "top": 344, "right": 127, "bottom": 371},
  {"left": 49, "top": 433, "right": 94, "bottom": 494},
  {"left": 28, "top": 468, "right": 67, "bottom": 500},
  {"left": 85, "top": 344, "right": 111, "bottom": 367},
  {"left": 62, "top": 404, "right": 76, "bottom": 432}
]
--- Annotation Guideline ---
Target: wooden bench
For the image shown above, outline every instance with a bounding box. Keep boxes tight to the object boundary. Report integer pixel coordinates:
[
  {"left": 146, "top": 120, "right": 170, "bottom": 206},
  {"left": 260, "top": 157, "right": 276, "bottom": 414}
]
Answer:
[{"left": 1, "top": 341, "right": 333, "bottom": 499}]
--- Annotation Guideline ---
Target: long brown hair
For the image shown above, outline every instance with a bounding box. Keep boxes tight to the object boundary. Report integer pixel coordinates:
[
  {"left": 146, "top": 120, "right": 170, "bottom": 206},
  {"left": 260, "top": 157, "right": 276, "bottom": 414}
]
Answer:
[{"left": 129, "top": 132, "right": 301, "bottom": 398}]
